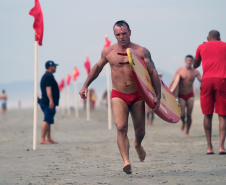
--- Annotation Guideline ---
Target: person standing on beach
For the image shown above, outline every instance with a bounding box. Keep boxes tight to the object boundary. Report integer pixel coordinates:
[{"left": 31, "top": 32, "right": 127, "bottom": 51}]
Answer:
[
  {"left": 79, "top": 20, "right": 161, "bottom": 174},
  {"left": 194, "top": 30, "right": 226, "bottom": 155},
  {"left": 169, "top": 55, "right": 202, "bottom": 137},
  {"left": 0, "top": 89, "right": 7, "bottom": 116},
  {"left": 39, "top": 61, "right": 60, "bottom": 144}
]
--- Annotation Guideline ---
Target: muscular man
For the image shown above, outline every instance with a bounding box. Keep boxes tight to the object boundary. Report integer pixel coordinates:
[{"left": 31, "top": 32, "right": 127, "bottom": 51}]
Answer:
[
  {"left": 0, "top": 89, "right": 7, "bottom": 116},
  {"left": 79, "top": 20, "right": 161, "bottom": 174},
  {"left": 169, "top": 55, "right": 202, "bottom": 137},
  {"left": 194, "top": 30, "right": 226, "bottom": 155}
]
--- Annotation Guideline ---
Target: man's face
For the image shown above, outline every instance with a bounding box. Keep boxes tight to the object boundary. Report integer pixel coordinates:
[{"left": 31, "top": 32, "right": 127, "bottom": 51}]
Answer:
[
  {"left": 50, "top": 65, "right": 56, "bottom": 73},
  {"left": 114, "top": 25, "right": 131, "bottom": 47},
  {"left": 185, "top": 57, "right": 193, "bottom": 68}
]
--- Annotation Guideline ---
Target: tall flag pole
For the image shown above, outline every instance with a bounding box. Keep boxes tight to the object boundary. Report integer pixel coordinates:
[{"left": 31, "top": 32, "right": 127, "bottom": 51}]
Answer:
[
  {"left": 84, "top": 57, "right": 91, "bottom": 121},
  {"left": 29, "top": 0, "right": 44, "bottom": 150},
  {"left": 104, "top": 35, "right": 112, "bottom": 130},
  {"left": 73, "top": 67, "right": 80, "bottom": 118},
  {"left": 66, "top": 74, "right": 71, "bottom": 115}
]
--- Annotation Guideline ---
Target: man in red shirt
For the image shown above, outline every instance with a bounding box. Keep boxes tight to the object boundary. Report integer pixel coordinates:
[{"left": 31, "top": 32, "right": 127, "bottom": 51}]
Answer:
[{"left": 194, "top": 30, "right": 226, "bottom": 155}]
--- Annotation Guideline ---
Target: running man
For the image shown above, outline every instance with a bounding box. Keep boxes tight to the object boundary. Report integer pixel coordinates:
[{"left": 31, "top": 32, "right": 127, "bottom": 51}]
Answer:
[
  {"left": 79, "top": 20, "right": 161, "bottom": 174},
  {"left": 169, "top": 55, "right": 202, "bottom": 137}
]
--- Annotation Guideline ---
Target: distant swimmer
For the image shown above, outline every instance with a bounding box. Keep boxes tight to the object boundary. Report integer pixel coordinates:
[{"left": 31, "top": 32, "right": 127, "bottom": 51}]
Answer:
[
  {"left": 194, "top": 30, "right": 226, "bottom": 155},
  {"left": 79, "top": 20, "right": 161, "bottom": 174},
  {"left": 0, "top": 89, "right": 7, "bottom": 116},
  {"left": 169, "top": 55, "right": 202, "bottom": 137}
]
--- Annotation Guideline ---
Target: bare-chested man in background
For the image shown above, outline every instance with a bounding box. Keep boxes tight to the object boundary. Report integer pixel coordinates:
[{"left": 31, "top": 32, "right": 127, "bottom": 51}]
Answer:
[
  {"left": 79, "top": 20, "right": 161, "bottom": 174},
  {"left": 169, "top": 55, "right": 202, "bottom": 137},
  {"left": 0, "top": 89, "right": 8, "bottom": 116}
]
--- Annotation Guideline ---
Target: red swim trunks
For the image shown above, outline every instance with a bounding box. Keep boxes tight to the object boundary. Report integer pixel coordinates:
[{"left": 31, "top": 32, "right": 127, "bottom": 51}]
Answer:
[
  {"left": 111, "top": 89, "right": 143, "bottom": 106},
  {"left": 200, "top": 78, "right": 226, "bottom": 115},
  {"left": 178, "top": 92, "right": 194, "bottom": 101}
]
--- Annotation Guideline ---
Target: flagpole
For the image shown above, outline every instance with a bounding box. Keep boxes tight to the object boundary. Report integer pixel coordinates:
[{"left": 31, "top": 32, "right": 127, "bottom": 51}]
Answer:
[
  {"left": 106, "top": 64, "right": 112, "bottom": 130},
  {"left": 67, "top": 85, "right": 71, "bottom": 115},
  {"left": 86, "top": 88, "right": 90, "bottom": 121},
  {"left": 33, "top": 41, "right": 38, "bottom": 150},
  {"left": 74, "top": 81, "right": 79, "bottom": 118}
]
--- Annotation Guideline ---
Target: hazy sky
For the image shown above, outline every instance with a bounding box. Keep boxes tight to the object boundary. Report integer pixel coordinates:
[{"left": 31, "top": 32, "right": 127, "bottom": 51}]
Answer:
[{"left": 1, "top": 0, "right": 226, "bottom": 84}]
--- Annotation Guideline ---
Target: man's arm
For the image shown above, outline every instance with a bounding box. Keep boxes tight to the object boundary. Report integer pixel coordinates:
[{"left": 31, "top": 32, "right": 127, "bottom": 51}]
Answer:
[
  {"left": 79, "top": 48, "right": 108, "bottom": 99},
  {"left": 143, "top": 48, "right": 161, "bottom": 111},
  {"left": 193, "top": 57, "right": 201, "bottom": 69},
  {"left": 46, "top": 87, "right": 54, "bottom": 109},
  {"left": 168, "top": 69, "right": 180, "bottom": 90},
  {"left": 196, "top": 70, "right": 202, "bottom": 82}
]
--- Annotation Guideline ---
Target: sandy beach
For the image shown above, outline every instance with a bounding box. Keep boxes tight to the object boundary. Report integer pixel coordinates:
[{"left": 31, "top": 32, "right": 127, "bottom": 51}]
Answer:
[{"left": 0, "top": 100, "right": 226, "bottom": 185}]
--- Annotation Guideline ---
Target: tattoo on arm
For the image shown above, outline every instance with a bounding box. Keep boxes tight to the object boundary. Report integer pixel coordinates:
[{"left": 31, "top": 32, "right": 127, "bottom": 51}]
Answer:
[{"left": 143, "top": 48, "right": 156, "bottom": 69}]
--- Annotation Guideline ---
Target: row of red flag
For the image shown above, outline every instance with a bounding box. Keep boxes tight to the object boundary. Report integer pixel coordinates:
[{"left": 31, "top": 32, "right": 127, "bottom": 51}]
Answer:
[{"left": 29, "top": 0, "right": 111, "bottom": 92}]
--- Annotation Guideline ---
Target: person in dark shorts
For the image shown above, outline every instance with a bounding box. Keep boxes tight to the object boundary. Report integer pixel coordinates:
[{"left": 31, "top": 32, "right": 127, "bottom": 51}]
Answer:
[
  {"left": 39, "top": 60, "right": 60, "bottom": 144},
  {"left": 194, "top": 30, "right": 226, "bottom": 155}
]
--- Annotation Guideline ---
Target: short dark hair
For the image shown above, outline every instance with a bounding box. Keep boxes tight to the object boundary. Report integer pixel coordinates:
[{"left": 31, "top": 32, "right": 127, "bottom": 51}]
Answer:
[
  {"left": 185, "top": 55, "right": 193, "bottom": 60},
  {"left": 208, "top": 30, "right": 220, "bottom": 40},
  {"left": 113, "top": 20, "right": 130, "bottom": 32}
]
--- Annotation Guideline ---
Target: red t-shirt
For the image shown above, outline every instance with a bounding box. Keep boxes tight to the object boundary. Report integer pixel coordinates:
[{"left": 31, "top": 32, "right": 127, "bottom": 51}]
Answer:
[{"left": 195, "top": 40, "right": 226, "bottom": 79}]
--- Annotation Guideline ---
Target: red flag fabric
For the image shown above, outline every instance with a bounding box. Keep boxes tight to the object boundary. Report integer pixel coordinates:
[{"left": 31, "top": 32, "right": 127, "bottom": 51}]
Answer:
[
  {"left": 73, "top": 67, "right": 80, "bottom": 81},
  {"left": 58, "top": 79, "right": 65, "bottom": 92},
  {"left": 66, "top": 74, "right": 71, "bottom": 86},
  {"left": 104, "top": 36, "right": 111, "bottom": 47},
  {"left": 84, "top": 57, "right": 91, "bottom": 75},
  {"left": 29, "top": 0, "right": 44, "bottom": 46}
]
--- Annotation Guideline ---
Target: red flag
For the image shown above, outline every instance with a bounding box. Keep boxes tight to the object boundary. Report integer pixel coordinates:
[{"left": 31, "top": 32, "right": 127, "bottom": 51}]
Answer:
[
  {"left": 104, "top": 35, "right": 111, "bottom": 47},
  {"left": 58, "top": 79, "right": 65, "bottom": 92},
  {"left": 84, "top": 57, "right": 91, "bottom": 75},
  {"left": 29, "top": 0, "right": 44, "bottom": 46},
  {"left": 73, "top": 67, "right": 80, "bottom": 81},
  {"left": 66, "top": 74, "right": 71, "bottom": 86}
]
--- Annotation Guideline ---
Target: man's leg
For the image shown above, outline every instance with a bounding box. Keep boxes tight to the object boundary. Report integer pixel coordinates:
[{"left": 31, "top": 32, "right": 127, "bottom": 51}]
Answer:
[
  {"left": 112, "top": 98, "right": 131, "bottom": 173},
  {"left": 185, "top": 97, "right": 194, "bottom": 137},
  {"left": 204, "top": 114, "right": 214, "bottom": 154},
  {"left": 218, "top": 115, "right": 226, "bottom": 154},
  {"left": 130, "top": 100, "right": 146, "bottom": 162},
  {"left": 40, "top": 121, "right": 52, "bottom": 144},
  {"left": 179, "top": 98, "right": 186, "bottom": 131}
]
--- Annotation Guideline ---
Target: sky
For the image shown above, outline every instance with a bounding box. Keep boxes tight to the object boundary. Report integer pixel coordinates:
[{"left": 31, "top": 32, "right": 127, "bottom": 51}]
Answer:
[{"left": 0, "top": 0, "right": 226, "bottom": 85}]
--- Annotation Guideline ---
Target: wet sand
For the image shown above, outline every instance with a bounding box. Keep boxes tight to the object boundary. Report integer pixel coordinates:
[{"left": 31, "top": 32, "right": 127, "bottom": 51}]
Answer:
[{"left": 0, "top": 101, "right": 226, "bottom": 185}]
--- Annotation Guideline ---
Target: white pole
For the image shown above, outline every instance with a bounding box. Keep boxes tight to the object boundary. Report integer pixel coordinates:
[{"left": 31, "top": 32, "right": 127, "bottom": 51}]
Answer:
[
  {"left": 86, "top": 88, "right": 90, "bottom": 121},
  {"left": 106, "top": 64, "right": 112, "bottom": 130},
  {"left": 67, "top": 86, "right": 71, "bottom": 115},
  {"left": 74, "top": 81, "right": 79, "bottom": 118},
  {"left": 33, "top": 41, "right": 38, "bottom": 150}
]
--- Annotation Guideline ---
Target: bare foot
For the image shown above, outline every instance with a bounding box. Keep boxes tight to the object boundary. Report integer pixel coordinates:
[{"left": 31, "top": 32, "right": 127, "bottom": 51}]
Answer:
[
  {"left": 133, "top": 141, "right": 146, "bottom": 162},
  {"left": 49, "top": 139, "right": 58, "bottom": 144},
  {"left": 40, "top": 140, "right": 52, "bottom": 144},
  {"left": 185, "top": 133, "right": 191, "bottom": 138},
  {"left": 123, "top": 164, "right": 132, "bottom": 174},
  {"left": 180, "top": 124, "right": 185, "bottom": 131}
]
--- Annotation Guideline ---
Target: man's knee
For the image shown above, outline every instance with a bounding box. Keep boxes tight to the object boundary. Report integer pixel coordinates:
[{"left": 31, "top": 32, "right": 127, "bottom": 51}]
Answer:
[
  {"left": 135, "top": 129, "right": 145, "bottom": 138},
  {"left": 116, "top": 123, "right": 128, "bottom": 133}
]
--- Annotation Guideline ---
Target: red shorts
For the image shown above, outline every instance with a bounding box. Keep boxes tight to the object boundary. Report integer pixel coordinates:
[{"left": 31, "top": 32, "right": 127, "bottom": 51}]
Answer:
[
  {"left": 111, "top": 89, "right": 143, "bottom": 106},
  {"left": 200, "top": 78, "right": 226, "bottom": 115},
  {"left": 178, "top": 92, "right": 194, "bottom": 101}
]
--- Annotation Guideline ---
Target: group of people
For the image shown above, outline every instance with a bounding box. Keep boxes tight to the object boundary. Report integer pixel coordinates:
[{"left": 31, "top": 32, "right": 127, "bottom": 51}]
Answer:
[{"left": 38, "top": 20, "right": 226, "bottom": 174}]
